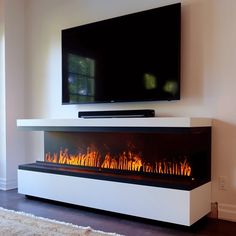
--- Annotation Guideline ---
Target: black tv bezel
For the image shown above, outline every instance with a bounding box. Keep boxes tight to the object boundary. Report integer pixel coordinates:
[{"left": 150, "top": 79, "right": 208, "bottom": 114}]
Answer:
[{"left": 62, "top": 3, "right": 181, "bottom": 105}]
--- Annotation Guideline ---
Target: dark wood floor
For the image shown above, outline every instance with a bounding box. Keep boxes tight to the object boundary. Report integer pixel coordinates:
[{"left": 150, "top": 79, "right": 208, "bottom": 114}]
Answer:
[{"left": 0, "top": 189, "right": 236, "bottom": 236}]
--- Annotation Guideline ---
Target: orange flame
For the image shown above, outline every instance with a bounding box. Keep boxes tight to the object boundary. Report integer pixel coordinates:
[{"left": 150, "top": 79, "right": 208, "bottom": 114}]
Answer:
[{"left": 45, "top": 147, "right": 191, "bottom": 176}]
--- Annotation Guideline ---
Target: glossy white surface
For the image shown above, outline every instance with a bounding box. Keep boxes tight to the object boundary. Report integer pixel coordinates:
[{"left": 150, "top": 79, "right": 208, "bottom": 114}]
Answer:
[{"left": 18, "top": 170, "right": 211, "bottom": 226}]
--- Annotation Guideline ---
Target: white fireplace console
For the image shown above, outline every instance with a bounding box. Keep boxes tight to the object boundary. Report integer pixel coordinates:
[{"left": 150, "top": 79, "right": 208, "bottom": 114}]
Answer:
[{"left": 17, "top": 117, "right": 212, "bottom": 226}]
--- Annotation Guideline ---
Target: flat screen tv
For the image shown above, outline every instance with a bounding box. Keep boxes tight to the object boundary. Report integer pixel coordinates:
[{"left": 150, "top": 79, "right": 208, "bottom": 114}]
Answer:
[{"left": 62, "top": 3, "right": 181, "bottom": 104}]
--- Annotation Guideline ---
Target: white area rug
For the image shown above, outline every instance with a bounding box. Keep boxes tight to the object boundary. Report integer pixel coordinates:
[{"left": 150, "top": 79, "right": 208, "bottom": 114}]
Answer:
[{"left": 0, "top": 207, "right": 123, "bottom": 236}]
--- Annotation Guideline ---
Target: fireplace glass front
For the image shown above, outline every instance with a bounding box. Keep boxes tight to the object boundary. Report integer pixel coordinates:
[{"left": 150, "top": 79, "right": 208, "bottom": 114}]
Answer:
[{"left": 20, "top": 126, "right": 208, "bottom": 190}]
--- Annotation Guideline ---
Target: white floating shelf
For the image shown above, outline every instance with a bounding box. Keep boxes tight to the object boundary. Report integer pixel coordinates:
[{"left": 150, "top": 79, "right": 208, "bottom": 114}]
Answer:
[{"left": 17, "top": 117, "right": 212, "bottom": 130}]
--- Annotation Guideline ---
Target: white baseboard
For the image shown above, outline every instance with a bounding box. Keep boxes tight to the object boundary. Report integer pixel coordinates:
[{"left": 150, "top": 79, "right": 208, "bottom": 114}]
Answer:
[
  {"left": 0, "top": 178, "right": 6, "bottom": 190},
  {"left": 218, "top": 203, "right": 236, "bottom": 222},
  {"left": 0, "top": 178, "right": 17, "bottom": 190}
]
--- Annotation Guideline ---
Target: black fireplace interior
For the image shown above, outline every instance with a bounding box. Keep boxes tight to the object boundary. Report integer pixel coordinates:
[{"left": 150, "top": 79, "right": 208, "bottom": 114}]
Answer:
[{"left": 19, "top": 127, "right": 211, "bottom": 190}]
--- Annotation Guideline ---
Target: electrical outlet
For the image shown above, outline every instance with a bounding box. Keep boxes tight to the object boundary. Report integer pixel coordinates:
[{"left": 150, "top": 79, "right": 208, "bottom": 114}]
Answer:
[{"left": 219, "top": 176, "right": 227, "bottom": 190}]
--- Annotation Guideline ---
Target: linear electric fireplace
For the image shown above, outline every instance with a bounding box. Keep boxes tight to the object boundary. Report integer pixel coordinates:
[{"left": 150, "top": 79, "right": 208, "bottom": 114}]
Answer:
[
  {"left": 17, "top": 117, "right": 212, "bottom": 226},
  {"left": 33, "top": 127, "right": 210, "bottom": 190}
]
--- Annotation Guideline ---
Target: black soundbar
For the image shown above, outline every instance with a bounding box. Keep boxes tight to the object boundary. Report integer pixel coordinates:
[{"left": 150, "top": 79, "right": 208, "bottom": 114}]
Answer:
[{"left": 78, "top": 109, "right": 155, "bottom": 118}]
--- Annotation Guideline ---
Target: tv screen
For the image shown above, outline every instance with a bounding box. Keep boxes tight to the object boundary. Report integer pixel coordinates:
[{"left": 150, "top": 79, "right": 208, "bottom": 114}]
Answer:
[{"left": 62, "top": 3, "right": 181, "bottom": 104}]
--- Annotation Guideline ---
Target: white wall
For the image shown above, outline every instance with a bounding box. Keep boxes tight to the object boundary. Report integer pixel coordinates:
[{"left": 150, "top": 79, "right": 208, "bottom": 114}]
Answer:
[
  {"left": 5, "top": 0, "right": 26, "bottom": 189},
  {"left": 0, "top": 0, "right": 6, "bottom": 187},
  {"left": 0, "top": 0, "right": 26, "bottom": 189},
  {"left": 2, "top": 0, "right": 235, "bottom": 222}
]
